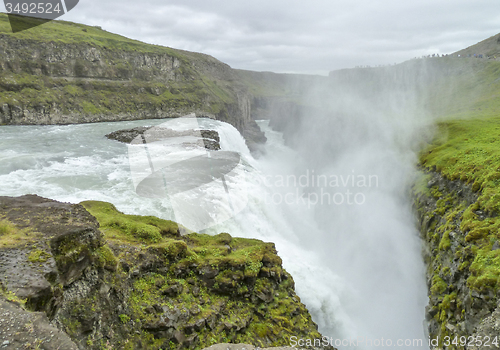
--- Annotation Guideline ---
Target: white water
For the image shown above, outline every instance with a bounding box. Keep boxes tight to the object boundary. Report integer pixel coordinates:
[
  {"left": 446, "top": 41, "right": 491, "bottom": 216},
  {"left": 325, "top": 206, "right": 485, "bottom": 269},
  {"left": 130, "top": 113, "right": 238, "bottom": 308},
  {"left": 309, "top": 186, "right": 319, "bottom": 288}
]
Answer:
[{"left": 0, "top": 112, "right": 429, "bottom": 348}]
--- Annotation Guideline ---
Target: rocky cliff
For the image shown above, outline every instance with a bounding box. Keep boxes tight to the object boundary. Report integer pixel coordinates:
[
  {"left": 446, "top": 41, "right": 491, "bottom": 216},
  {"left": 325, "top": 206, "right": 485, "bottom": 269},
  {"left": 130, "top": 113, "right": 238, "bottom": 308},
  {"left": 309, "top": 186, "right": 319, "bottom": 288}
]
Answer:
[
  {"left": 0, "top": 195, "right": 325, "bottom": 350},
  {"left": 413, "top": 170, "right": 500, "bottom": 349},
  {"left": 0, "top": 14, "right": 265, "bottom": 149},
  {"left": 412, "top": 106, "right": 500, "bottom": 350}
]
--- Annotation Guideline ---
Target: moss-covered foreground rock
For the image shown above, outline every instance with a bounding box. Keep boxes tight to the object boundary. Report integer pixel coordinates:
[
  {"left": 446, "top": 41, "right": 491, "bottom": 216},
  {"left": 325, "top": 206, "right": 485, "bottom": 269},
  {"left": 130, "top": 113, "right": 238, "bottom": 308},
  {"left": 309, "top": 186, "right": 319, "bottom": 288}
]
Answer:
[{"left": 0, "top": 195, "right": 326, "bottom": 349}]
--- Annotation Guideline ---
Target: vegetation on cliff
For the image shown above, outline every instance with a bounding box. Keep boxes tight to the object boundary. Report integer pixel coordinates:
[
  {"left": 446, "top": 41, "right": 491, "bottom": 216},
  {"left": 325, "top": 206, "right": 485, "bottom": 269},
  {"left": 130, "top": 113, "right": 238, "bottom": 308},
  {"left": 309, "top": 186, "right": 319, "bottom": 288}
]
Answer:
[{"left": 413, "top": 49, "right": 500, "bottom": 346}]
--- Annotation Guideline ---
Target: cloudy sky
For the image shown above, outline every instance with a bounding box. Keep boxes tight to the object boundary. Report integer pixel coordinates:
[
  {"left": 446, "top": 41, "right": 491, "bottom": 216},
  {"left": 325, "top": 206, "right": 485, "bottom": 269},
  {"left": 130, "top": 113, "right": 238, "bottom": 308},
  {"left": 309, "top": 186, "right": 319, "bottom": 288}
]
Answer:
[{"left": 5, "top": 0, "right": 500, "bottom": 74}]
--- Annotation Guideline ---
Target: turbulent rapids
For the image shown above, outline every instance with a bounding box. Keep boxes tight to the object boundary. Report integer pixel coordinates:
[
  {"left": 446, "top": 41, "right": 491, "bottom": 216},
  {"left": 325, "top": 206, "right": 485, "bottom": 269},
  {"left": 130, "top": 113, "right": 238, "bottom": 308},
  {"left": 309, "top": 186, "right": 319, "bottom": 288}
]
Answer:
[{"left": 0, "top": 114, "right": 428, "bottom": 349}]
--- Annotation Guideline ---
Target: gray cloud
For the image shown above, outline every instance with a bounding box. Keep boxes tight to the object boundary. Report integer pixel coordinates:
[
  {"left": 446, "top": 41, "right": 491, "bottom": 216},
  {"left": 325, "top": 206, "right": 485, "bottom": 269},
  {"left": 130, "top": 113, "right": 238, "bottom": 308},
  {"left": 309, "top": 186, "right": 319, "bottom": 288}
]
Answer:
[{"left": 11, "top": 0, "right": 500, "bottom": 74}]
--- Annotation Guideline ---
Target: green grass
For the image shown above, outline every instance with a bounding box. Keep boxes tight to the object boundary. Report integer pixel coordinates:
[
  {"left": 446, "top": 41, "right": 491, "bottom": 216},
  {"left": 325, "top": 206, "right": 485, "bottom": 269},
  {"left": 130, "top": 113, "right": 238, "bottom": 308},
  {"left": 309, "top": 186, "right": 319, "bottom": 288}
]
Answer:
[
  {"left": 0, "top": 13, "right": 181, "bottom": 56},
  {"left": 80, "top": 200, "right": 280, "bottom": 274},
  {"left": 80, "top": 201, "right": 180, "bottom": 244}
]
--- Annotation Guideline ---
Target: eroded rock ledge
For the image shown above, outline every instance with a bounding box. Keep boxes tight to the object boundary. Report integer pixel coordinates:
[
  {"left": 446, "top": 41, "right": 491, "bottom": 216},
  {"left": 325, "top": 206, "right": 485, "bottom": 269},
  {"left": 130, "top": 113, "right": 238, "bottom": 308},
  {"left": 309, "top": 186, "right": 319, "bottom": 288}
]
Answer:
[
  {"left": 105, "top": 126, "right": 221, "bottom": 151},
  {"left": 413, "top": 169, "right": 500, "bottom": 349},
  {"left": 0, "top": 195, "right": 327, "bottom": 349}
]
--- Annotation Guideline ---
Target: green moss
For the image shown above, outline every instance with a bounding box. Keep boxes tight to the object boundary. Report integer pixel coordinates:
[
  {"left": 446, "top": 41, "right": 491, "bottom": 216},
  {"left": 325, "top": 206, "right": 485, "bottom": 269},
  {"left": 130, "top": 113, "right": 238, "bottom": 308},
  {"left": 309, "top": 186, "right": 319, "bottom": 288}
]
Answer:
[
  {"left": 430, "top": 187, "right": 443, "bottom": 199},
  {"left": 438, "top": 231, "right": 451, "bottom": 251},
  {"left": 119, "top": 314, "right": 130, "bottom": 324},
  {"left": 413, "top": 172, "right": 431, "bottom": 196},
  {"left": 182, "top": 232, "right": 278, "bottom": 271},
  {"left": 54, "top": 235, "right": 87, "bottom": 264},
  {"left": 64, "top": 318, "right": 81, "bottom": 337},
  {"left": 94, "top": 245, "right": 118, "bottom": 269},
  {"left": 468, "top": 247, "right": 500, "bottom": 291},
  {"left": 245, "top": 261, "right": 263, "bottom": 277},
  {"left": 440, "top": 292, "right": 457, "bottom": 311},
  {"left": 150, "top": 240, "right": 189, "bottom": 262},
  {"left": 27, "top": 249, "right": 51, "bottom": 263},
  {"left": 81, "top": 201, "right": 180, "bottom": 244},
  {"left": 0, "top": 218, "right": 17, "bottom": 236},
  {"left": 1, "top": 287, "right": 27, "bottom": 305},
  {"left": 0, "top": 218, "right": 37, "bottom": 247},
  {"left": 430, "top": 275, "right": 448, "bottom": 295}
]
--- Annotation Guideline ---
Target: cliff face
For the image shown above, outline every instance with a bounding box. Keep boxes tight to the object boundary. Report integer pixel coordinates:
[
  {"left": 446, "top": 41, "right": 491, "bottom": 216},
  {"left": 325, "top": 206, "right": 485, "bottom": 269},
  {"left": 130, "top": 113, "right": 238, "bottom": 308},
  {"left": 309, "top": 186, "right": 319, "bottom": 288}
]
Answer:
[
  {"left": 0, "top": 195, "right": 325, "bottom": 350},
  {"left": 0, "top": 14, "right": 262, "bottom": 148},
  {"left": 414, "top": 170, "right": 500, "bottom": 349}
]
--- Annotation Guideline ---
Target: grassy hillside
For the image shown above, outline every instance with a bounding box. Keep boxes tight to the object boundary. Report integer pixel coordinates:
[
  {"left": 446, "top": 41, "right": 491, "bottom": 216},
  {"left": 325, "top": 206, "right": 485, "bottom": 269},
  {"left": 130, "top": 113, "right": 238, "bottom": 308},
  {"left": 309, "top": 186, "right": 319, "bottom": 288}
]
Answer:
[
  {"left": 421, "top": 58, "right": 500, "bottom": 220},
  {"left": 0, "top": 13, "right": 182, "bottom": 55}
]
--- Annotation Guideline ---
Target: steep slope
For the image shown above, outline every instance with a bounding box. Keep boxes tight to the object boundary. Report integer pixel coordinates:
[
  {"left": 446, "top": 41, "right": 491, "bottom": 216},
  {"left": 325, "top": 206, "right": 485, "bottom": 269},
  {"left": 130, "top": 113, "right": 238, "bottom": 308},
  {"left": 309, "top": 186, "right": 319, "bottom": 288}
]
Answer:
[
  {"left": 454, "top": 33, "right": 500, "bottom": 58},
  {"left": 0, "top": 14, "right": 264, "bottom": 147}
]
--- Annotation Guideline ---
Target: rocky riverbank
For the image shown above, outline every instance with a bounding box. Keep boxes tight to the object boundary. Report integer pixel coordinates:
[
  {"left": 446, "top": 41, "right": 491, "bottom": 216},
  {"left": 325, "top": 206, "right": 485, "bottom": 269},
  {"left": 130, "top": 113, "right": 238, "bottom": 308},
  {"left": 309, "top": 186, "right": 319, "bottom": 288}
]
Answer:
[{"left": 0, "top": 195, "right": 327, "bottom": 349}]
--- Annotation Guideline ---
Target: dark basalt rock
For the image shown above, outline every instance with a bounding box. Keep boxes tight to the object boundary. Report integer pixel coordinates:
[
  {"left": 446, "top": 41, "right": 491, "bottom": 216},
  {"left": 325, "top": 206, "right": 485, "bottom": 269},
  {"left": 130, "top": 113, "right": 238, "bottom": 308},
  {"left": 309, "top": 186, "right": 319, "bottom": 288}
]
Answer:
[
  {"left": 0, "top": 195, "right": 104, "bottom": 318},
  {"left": 0, "top": 294, "right": 79, "bottom": 350}
]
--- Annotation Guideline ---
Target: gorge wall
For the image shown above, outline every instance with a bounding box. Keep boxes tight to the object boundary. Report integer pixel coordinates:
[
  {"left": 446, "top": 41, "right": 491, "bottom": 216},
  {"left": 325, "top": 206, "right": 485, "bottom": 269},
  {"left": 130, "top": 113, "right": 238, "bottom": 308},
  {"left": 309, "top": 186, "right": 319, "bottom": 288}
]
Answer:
[{"left": 414, "top": 169, "right": 500, "bottom": 349}]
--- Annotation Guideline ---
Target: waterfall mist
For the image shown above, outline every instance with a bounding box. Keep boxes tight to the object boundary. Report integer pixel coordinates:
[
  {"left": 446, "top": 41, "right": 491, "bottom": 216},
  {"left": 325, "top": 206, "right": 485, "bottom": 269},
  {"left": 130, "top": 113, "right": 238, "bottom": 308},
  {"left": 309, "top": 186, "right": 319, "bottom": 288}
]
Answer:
[{"left": 250, "top": 63, "right": 438, "bottom": 348}]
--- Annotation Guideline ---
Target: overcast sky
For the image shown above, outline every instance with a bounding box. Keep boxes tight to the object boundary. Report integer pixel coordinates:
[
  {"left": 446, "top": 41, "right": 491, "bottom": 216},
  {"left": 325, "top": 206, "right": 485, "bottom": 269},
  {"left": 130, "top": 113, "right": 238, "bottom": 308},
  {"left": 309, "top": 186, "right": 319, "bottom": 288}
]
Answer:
[{"left": 5, "top": 0, "right": 500, "bottom": 75}]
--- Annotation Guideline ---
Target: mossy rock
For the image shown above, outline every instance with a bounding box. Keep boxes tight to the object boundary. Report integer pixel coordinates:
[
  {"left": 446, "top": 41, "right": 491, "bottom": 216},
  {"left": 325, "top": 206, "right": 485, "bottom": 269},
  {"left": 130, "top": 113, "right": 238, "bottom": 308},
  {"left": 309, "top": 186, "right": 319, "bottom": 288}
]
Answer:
[{"left": 0, "top": 195, "right": 327, "bottom": 349}]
